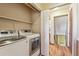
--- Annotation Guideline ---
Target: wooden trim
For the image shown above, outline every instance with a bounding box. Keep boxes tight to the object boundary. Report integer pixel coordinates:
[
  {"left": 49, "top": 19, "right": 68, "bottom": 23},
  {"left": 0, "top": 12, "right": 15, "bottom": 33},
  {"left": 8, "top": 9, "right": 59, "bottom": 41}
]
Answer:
[
  {"left": 50, "top": 3, "right": 71, "bottom": 10},
  {"left": 68, "top": 8, "right": 72, "bottom": 53},
  {"left": 25, "top": 3, "right": 41, "bottom": 12},
  {"left": 0, "top": 16, "right": 32, "bottom": 24},
  {"left": 76, "top": 40, "right": 79, "bottom": 56},
  {"left": 54, "top": 14, "right": 68, "bottom": 18}
]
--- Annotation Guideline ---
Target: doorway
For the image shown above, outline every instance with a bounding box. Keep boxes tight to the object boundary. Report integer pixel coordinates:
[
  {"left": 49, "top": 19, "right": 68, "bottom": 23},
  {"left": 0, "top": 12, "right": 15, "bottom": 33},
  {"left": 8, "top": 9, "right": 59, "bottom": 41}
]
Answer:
[
  {"left": 54, "top": 15, "right": 68, "bottom": 47},
  {"left": 49, "top": 14, "right": 72, "bottom": 56}
]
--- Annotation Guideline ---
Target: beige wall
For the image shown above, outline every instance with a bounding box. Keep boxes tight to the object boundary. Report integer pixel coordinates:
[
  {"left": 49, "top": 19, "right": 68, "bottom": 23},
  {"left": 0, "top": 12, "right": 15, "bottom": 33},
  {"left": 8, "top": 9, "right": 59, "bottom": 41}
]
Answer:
[
  {"left": 14, "top": 21, "right": 31, "bottom": 30},
  {"left": 0, "top": 18, "right": 32, "bottom": 30},
  {"left": 0, "top": 3, "right": 32, "bottom": 30},
  {"left": 0, "top": 3, "right": 32, "bottom": 22},
  {"left": 0, "top": 18, "right": 15, "bottom": 30},
  {"left": 31, "top": 10, "right": 41, "bottom": 33}
]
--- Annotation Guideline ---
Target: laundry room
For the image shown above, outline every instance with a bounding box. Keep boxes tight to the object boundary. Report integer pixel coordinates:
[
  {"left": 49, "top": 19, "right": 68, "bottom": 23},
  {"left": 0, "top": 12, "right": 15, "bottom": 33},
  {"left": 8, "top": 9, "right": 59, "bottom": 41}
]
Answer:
[{"left": 0, "top": 3, "right": 41, "bottom": 56}]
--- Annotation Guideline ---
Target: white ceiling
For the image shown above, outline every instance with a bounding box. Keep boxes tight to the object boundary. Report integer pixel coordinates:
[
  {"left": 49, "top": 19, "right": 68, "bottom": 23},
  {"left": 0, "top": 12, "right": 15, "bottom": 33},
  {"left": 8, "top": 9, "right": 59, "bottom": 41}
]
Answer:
[
  {"left": 31, "top": 3, "right": 70, "bottom": 10},
  {"left": 38, "top": 3, "right": 65, "bottom": 8}
]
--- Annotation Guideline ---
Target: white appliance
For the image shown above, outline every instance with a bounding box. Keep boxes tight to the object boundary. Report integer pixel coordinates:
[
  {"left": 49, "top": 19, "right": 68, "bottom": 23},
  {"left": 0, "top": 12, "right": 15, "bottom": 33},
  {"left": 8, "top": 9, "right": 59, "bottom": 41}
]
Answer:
[
  {"left": 0, "top": 30, "right": 18, "bottom": 41},
  {"left": 19, "top": 30, "right": 40, "bottom": 56},
  {"left": 0, "top": 30, "right": 28, "bottom": 56},
  {"left": 0, "top": 38, "right": 28, "bottom": 56},
  {"left": 0, "top": 30, "right": 18, "bottom": 38}
]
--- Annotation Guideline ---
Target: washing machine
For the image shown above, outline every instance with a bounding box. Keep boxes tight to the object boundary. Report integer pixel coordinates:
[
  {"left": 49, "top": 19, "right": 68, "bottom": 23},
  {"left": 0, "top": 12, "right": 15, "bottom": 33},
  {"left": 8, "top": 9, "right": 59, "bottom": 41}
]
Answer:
[{"left": 19, "top": 30, "right": 40, "bottom": 56}]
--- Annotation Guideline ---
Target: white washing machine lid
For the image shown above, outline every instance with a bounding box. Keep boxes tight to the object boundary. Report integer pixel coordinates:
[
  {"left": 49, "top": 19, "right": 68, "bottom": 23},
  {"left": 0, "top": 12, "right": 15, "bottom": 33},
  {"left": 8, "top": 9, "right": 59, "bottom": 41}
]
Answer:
[
  {"left": 26, "top": 33, "right": 40, "bottom": 39},
  {"left": 20, "top": 32, "right": 33, "bottom": 36},
  {"left": 19, "top": 30, "right": 40, "bottom": 38}
]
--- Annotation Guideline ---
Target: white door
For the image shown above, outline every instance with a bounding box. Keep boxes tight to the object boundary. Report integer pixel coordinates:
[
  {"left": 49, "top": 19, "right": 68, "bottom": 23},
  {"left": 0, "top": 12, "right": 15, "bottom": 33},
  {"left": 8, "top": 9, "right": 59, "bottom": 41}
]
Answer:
[
  {"left": 41, "top": 10, "right": 49, "bottom": 56},
  {"left": 72, "top": 4, "right": 78, "bottom": 56}
]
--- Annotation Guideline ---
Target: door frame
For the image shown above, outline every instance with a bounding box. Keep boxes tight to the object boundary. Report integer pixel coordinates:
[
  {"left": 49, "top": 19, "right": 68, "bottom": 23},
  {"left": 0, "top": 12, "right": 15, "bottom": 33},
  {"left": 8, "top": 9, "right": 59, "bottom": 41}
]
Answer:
[
  {"left": 53, "top": 14, "right": 68, "bottom": 46},
  {"left": 49, "top": 4, "right": 73, "bottom": 55}
]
